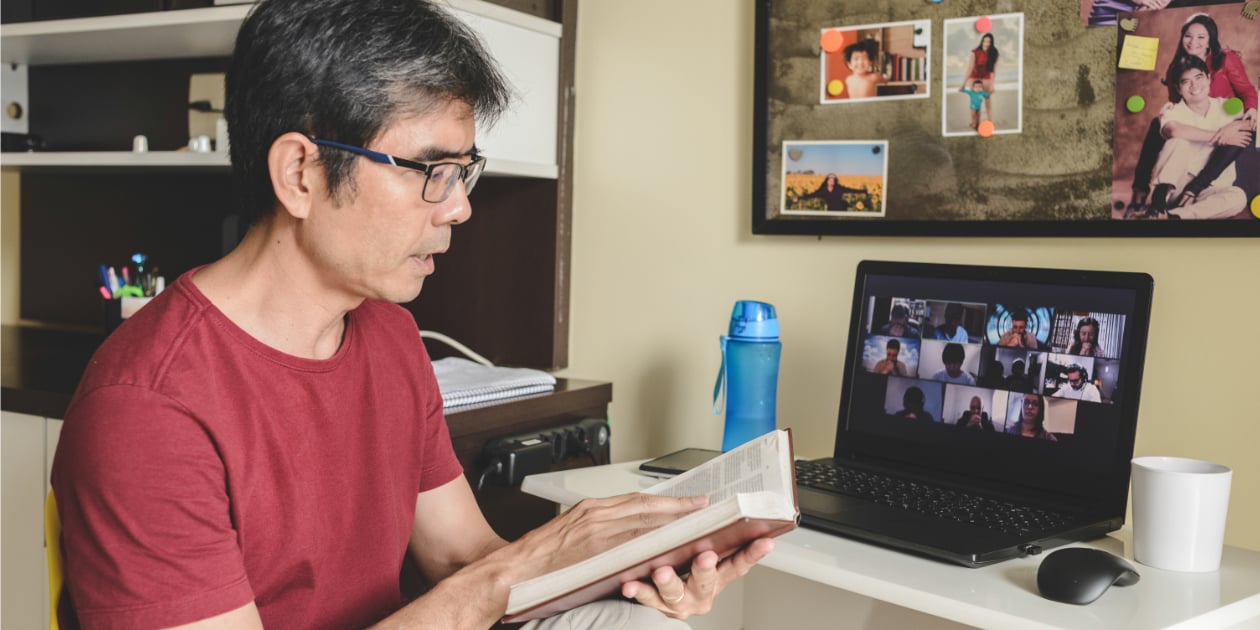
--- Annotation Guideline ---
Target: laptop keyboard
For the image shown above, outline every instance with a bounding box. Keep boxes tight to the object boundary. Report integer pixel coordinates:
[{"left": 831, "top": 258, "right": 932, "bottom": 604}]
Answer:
[{"left": 795, "top": 460, "right": 1073, "bottom": 535}]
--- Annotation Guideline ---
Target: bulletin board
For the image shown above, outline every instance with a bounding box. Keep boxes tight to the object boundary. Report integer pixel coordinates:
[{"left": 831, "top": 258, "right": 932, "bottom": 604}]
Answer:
[{"left": 751, "top": 0, "right": 1260, "bottom": 237}]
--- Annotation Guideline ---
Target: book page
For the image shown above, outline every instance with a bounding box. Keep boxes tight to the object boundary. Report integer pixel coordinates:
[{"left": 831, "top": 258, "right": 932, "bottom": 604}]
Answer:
[{"left": 644, "top": 430, "right": 790, "bottom": 504}]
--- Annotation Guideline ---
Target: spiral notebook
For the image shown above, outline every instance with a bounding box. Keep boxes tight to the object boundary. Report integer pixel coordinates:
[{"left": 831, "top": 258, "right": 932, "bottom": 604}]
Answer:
[{"left": 431, "top": 357, "right": 556, "bottom": 411}]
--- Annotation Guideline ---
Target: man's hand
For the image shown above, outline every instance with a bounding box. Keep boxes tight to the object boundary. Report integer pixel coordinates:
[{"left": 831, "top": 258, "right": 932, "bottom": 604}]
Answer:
[
  {"left": 620, "top": 539, "right": 776, "bottom": 620},
  {"left": 1212, "top": 120, "right": 1255, "bottom": 148}
]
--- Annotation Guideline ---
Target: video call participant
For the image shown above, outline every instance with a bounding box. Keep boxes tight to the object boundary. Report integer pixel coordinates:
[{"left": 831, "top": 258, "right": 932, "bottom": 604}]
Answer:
[
  {"left": 932, "top": 343, "right": 975, "bottom": 385},
  {"left": 998, "top": 310, "right": 1039, "bottom": 349},
  {"left": 894, "top": 386, "right": 935, "bottom": 423},
  {"left": 1007, "top": 394, "right": 1058, "bottom": 441},
  {"left": 1006, "top": 359, "right": 1032, "bottom": 393},
  {"left": 933, "top": 302, "right": 970, "bottom": 342},
  {"left": 873, "top": 338, "right": 909, "bottom": 376},
  {"left": 879, "top": 303, "right": 921, "bottom": 338},
  {"left": 1068, "top": 317, "right": 1101, "bottom": 357},
  {"left": 955, "top": 396, "right": 995, "bottom": 432},
  {"left": 49, "top": 1, "right": 769, "bottom": 627},
  {"left": 1053, "top": 364, "right": 1102, "bottom": 403}
]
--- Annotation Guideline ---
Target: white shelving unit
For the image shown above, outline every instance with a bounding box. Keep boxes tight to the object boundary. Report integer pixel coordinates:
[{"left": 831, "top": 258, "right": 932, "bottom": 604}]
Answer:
[{"left": 0, "top": 0, "right": 560, "bottom": 178}]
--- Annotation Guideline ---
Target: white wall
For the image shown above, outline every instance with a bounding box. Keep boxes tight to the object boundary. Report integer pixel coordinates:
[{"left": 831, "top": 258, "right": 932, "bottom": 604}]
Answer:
[{"left": 563, "top": 0, "right": 1260, "bottom": 551}]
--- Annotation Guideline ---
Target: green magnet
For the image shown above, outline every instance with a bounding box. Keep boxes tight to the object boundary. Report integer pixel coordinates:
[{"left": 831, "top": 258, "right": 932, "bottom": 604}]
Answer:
[
  {"left": 1126, "top": 95, "right": 1145, "bottom": 113},
  {"left": 1223, "top": 97, "right": 1244, "bottom": 116}
]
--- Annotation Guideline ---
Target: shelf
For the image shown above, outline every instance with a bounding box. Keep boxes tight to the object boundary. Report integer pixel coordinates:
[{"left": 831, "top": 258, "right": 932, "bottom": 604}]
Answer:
[
  {"left": 0, "top": 151, "right": 557, "bottom": 178},
  {"left": 0, "top": 0, "right": 560, "bottom": 65}
]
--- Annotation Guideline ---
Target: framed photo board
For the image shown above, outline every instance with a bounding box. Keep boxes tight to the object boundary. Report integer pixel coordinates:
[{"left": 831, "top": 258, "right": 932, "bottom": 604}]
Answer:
[{"left": 752, "top": 0, "right": 1260, "bottom": 237}]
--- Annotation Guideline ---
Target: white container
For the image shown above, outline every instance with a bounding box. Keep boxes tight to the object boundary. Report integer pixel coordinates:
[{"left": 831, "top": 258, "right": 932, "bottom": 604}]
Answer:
[{"left": 1131, "top": 456, "right": 1232, "bottom": 572}]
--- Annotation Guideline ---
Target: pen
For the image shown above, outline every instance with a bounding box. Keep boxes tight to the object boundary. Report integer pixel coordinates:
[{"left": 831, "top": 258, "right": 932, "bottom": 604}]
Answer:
[
  {"left": 122, "top": 266, "right": 130, "bottom": 286},
  {"left": 98, "top": 286, "right": 112, "bottom": 299},
  {"left": 107, "top": 267, "right": 120, "bottom": 294},
  {"left": 99, "top": 264, "right": 111, "bottom": 290}
]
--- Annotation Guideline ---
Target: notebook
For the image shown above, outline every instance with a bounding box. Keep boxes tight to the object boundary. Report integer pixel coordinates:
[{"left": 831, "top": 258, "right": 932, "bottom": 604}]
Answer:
[{"left": 796, "top": 260, "right": 1154, "bottom": 567}]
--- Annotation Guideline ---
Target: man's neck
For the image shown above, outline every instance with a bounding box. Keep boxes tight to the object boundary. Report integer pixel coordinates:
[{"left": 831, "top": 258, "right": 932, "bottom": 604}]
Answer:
[
  {"left": 192, "top": 216, "right": 362, "bottom": 360},
  {"left": 1185, "top": 97, "right": 1211, "bottom": 116}
]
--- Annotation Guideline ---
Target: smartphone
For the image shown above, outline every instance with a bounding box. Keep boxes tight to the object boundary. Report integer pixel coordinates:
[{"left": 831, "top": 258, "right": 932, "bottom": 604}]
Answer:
[{"left": 638, "top": 447, "right": 722, "bottom": 477}]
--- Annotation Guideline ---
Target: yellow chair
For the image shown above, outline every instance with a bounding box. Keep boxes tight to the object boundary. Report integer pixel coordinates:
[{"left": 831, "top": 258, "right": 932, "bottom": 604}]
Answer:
[{"left": 45, "top": 489, "right": 63, "bottom": 630}]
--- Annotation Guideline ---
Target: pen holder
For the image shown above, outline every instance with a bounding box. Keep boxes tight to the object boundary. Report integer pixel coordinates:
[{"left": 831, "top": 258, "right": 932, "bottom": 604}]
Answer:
[{"left": 103, "top": 296, "right": 154, "bottom": 334}]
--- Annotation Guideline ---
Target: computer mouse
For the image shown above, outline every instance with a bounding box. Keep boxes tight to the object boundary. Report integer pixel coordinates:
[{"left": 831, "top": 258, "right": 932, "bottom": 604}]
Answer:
[{"left": 1037, "top": 547, "right": 1140, "bottom": 605}]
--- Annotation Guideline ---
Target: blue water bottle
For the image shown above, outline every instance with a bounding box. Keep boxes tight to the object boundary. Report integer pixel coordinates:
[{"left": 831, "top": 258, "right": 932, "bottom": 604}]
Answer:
[{"left": 713, "top": 300, "right": 782, "bottom": 451}]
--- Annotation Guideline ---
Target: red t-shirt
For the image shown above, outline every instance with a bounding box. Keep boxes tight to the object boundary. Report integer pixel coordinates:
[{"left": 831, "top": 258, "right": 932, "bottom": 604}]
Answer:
[{"left": 52, "top": 269, "right": 463, "bottom": 629}]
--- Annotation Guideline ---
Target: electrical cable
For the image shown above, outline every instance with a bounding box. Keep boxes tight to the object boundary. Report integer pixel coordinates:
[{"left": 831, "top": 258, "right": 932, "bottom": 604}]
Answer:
[{"left": 419, "top": 330, "right": 494, "bottom": 366}]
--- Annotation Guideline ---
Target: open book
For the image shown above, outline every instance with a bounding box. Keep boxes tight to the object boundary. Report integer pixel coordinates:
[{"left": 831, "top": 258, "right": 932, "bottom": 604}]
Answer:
[{"left": 503, "top": 429, "right": 799, "bottom": 623}]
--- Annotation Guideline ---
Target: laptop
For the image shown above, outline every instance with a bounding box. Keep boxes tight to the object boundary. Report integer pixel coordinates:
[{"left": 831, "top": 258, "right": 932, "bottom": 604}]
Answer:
[{"left": 796, "top": 260, "right": 1154, "bottom": 567}]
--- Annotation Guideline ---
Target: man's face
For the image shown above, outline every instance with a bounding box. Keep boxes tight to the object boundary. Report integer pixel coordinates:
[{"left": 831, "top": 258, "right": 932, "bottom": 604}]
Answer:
[
  {"left": 886, "top": 346, "right": 900, "bottom": 362},
  {"left": 1011, "top": 319, "right": 1027, "bottom": 337},
  {"left": 1067, "top": 369, "right": 1085, "bottom": 390},
  {"left": 1178, "top": 68, "right": 1210, "bottom": 106},
  {"left": 301, "top": 101, "right": 476, "bottom": 304},
  {"left": 969, "top": 397, "right": 982, "bottom": 415},
  {"left": 945, "top": 360, "right": 963, "bottom": 377}
]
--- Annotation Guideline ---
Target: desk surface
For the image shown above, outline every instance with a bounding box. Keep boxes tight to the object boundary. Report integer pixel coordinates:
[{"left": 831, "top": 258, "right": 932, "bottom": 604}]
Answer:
[{"left": 522, "top": 461, "right": 1260, "bottom": 630}]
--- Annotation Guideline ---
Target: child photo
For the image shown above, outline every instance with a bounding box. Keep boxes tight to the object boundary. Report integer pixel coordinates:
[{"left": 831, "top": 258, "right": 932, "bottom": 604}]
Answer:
[
  {"left": 942, "top": 13, "right": 1025, "bottom": 137},
  {"left": 818, "top": 20, "right": 930, "bottom": 104}
]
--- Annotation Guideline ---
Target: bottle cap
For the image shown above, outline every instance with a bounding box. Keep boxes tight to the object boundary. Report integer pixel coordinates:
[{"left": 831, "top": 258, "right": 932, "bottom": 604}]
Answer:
[{"left": 728, "top": 300, "right": 779, "bottom": 340}]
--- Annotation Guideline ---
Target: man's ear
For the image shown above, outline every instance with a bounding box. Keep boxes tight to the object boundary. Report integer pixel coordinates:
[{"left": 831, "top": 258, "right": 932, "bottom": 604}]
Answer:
[{"left": 268, "top": 132, "right": 323, "bottom": 220}]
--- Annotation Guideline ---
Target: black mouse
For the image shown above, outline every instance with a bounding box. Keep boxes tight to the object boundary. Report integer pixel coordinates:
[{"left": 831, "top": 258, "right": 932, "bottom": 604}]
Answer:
[{"left": 1037, "top": 547, "right": 1140, "bottom": 605}]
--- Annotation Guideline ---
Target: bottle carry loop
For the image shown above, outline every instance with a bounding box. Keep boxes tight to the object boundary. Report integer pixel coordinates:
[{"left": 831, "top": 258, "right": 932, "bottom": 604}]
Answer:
[{"left": 713, "top": 336, "right": 728, "bottom": 416}]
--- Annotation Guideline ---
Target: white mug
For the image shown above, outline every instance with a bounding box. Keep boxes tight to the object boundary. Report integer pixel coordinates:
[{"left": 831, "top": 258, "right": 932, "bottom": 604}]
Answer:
[{"left": 1131, "top": 456, "right": 1231, "bottom": 572}]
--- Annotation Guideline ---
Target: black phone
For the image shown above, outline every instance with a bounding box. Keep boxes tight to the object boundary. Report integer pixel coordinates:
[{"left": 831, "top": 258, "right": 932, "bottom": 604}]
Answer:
[{"left": 638, "top": 447, "right": 722, "bottom": 477}]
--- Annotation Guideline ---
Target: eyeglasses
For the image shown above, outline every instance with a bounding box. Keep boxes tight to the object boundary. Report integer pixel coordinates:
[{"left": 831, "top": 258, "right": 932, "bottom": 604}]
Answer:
[{"left": 308, "top": 137, "right": 486, "bottom": 203}]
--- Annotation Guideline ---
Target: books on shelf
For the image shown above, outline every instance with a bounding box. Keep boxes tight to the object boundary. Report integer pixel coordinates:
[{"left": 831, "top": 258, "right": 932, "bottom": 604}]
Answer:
[
  {"left": 503, "top": 429, "right": 799, "bottom": 623},
  {"left": 431, "top": 357, "right": 556, "bottom": 411}
]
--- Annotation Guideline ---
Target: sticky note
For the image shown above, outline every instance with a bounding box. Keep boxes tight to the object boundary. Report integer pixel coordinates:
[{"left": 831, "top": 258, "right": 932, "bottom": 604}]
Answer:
[
  {"left": 821, "top": 30, "right": 844, "bottom": 53},
  {"left": 1118, "top": 35, "right": 1159, "bottom": 71},
  {"left": 827, "top": 79, "right": 845, "bottom": 96},
  {"left": 978, "top": 121, "right": 995, "bottom": 137},
  {"left": 1127, "top": 95, "right": 1146, "bottom": 113},
  {"left": 1224, "top": 97, "right": 1244, "bottom": 115},
  {"left": 976, "top": 16, "right": 992, "bottom": 32}
]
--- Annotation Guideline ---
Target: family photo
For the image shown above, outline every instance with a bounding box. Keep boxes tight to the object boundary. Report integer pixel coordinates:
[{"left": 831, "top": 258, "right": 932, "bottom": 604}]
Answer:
[
  {"left": 1110, "top": 3, "right": 1259, "bottom": 220},
  {"left": 941, "top": 14, "right": 1024, "bottom": 137},
  {"left": 818, "top": 20, "right": 930, "bottom": 104}
]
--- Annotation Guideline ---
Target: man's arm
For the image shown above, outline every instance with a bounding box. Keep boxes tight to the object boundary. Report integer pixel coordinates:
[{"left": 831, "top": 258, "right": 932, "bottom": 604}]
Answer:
[
  {"left": 1162, "top": 119, "right": 1251, "bottom": 147},
  {"left": 376, "top": 474, "right": 762, "bottom": 628}
]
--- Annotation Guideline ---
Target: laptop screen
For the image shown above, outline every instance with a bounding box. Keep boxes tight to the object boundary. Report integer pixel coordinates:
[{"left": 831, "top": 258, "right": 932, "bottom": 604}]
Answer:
[{"left": 836, "top": 261, "right": 1154, "bottom": 509}]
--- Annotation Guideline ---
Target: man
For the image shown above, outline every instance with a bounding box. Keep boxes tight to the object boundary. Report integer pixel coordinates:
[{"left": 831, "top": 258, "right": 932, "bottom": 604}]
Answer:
[
  {"left": 955, "top": 396, "right": 994, "bottom": 432},
  {"left": 1054, "top": 364, "right": 1102, "bottom": 403},
  {"left": 932, "top": 342, "right": 975, "bottom": 385},
  {"left": 1151, "top": 55, "right": 1250, "bottom": 220},
  {"left": 893, "top": 387, "right": 935, "bottom": 423},
  {"left": 873, "top": 338, "right": 908, "bottom": 376},
  {"left": 878, "top": 304, "right": 920, "bottom": 338},
  {"left": 49, "top": 1, "right": 771, "bottom": 628},
  {"left": 998, "top": 310, "right": 1038, "bottom": 349}
]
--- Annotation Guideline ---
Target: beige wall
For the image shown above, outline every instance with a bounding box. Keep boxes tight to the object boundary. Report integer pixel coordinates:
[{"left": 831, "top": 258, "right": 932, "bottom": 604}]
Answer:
[{"left": 563, "top": 0, "right": 1260, "bottom": 550}]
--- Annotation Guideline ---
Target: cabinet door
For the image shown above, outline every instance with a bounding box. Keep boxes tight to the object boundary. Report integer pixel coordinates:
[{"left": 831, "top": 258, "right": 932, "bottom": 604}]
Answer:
[{"left": 1, "top": 411, "right": 47, "bottom": 630}]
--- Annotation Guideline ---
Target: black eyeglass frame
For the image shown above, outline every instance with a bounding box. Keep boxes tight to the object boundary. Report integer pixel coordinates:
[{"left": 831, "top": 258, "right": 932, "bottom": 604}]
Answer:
[{"left": 308, "top": 136, "right": 486, "bottom": 203}]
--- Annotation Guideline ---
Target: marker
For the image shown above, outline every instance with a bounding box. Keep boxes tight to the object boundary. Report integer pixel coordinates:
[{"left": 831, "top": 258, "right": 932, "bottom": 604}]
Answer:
[
  {"left": 122, "top": 266, "right": 130, "bottom": 286},
  {"left": 107, "top": 267, "right": 120, "bottom": 294},
  {"left": 99, "top": 264, "right": 111, "bottom": 290},
  {"left": 98, "top": 286, "right": 112, "bottom": 299}
]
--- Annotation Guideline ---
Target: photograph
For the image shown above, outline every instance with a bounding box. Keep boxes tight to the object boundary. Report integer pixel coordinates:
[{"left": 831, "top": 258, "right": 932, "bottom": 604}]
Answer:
[
  {"left": 819, "top": 19, "right": 930, "bottom": 104},
  {"left": 781, "top": 141, "right": 888, "bottom": 216},
  {"left": 1080, "top": 0, "right": 1247, "bottom": 27},
  {"left": 1110, "top": 3, "right": 1259, "bottom": 220},
  {"left": 942, "top": 13, "right": 1024, "bottom": 137}
]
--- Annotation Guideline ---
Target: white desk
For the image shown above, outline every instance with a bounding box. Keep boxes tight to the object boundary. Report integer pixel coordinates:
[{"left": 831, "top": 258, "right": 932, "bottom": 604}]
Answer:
[{"left": 522, "top": 461, "right": 1260, "bottom": 630}]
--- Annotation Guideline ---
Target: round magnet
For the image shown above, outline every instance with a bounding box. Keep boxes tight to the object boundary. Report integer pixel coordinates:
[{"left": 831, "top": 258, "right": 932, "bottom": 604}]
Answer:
[
  {"left": 1223, "top": 97, "right": 1244, "bottom": 116},
  {"left": 976, "top": 16, "right": 992, "bottom": 32},
  {"left": 1252, "top": 195, "right": 1260, "bottom": 219},
  {"left": 821, "top": 30, "right": 845, "bottom": 53},
  {"left": 1126, "top": 95, "right": 1145, "bottom": 113},
  {"left": 827, "top": 79, "right": 845, "bottom": 96},
  {"left": 977, "top": 120, "right": 995, "bottom": 137},
  {"left": 788, "top": 148, "right": 803, "bottom": 161}
]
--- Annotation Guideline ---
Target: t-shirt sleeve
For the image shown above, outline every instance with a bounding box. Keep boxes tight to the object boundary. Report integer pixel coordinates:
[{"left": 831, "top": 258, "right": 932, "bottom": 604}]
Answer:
[
  {"left": 411, "top": 330, "right": 464, "bottom": 493},
  {"left": 1221, "top": 51, "right": 1258, "bottom": 111},
  {"left": 52, "top": 385, "right": 254, "bottom": 630}
]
